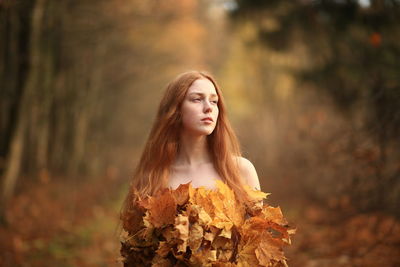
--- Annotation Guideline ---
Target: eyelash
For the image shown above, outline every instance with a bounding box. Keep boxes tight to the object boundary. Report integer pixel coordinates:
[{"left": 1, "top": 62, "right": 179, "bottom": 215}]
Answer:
[{"left": 193, "top": 98, "right": 218, "bottom": 104}]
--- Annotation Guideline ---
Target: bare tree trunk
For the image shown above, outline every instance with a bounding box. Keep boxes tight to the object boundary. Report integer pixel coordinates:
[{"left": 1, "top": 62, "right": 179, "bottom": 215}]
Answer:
[
  {"left": 0, "top": 5, "right": 25, "bottom": 168},
  {"left": 69, "top": 109, "right": 89, "bottom": 175},
  {"left": 1, "top": 0, "right": 46, "bottom": 209},
  {"left": 36, "top": 5, "right": 57, "bottom": 178}
]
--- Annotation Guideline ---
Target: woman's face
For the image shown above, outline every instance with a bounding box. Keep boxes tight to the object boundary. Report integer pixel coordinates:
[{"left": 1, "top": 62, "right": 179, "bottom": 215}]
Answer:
[{"left": 180, "top": 78, "right": 219, "bottom": 136}]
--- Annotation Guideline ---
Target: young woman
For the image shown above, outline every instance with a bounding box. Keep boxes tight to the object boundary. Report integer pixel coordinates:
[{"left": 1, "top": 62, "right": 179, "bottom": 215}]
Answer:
[{"left": 120, "top": 70, "right": 261, "bottom": 229}]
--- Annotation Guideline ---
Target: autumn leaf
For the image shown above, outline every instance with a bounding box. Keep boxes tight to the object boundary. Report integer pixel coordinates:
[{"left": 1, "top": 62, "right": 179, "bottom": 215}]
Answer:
[
  {"left": 188, "top": 222, "right": 203, "bottom": 252},
  {"left": 243, "top": 184, "right": 270, "bottom": 202},
  {"left": 261, "top": 206, "right": 288, "bottom": 226},
  {"left": 146, "top": 189, "right": 177, "bottom": 228},
  {"left": 213, "top": 261, "right": 236, "bottom": 267},
  {"left": 204, "top": 231, "right": 215, "bottom": 242},
  {"left": 217, "top": 249, "right": 233, "bottom": 261},
  {"left": 172, "top": 182, "right": 191, "bottom": 206},
  {"left": 188, "top": 204, "right": 212, "bottom": 226},
  {"left": 123, "top": 202, "right": 146, "bottom": 235},
  {"left": 236, "top": 235, "right": 260, "bottom": 267},
  {"left": 190, "top": 247, "right": 217, "bottom": 266},
  {"left": 151, "top": 255, "right": 173, "bottom": 267},
  {"left": 175, "top": 213, "right": 189, "bottom": 252},
  {"left": 156, "top": 241, "right": 171, "bottom": 257},
  {"left": 214, "top": 180, "right": 246, "bottom": 226},
  {"left": 212, "top": 235, "right": 232, "bottom": 250},
  {"left": 161, "top": 225, "right": 176, "bottom": 242},
  {"left": 189, "top": 186, "right": 216, "bottom": 217},
  {"left": 255, "top": 233, "right": 286, "bottom": 266}
]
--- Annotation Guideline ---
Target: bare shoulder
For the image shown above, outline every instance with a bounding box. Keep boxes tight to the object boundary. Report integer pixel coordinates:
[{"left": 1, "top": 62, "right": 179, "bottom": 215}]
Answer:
[{"left": 235, "top": 156, "right": 261, "bottom": 191}]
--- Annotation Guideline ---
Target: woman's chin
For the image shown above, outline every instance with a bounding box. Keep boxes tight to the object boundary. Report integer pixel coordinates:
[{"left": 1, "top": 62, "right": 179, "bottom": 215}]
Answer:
[
  {"left": 200, "top": 127, "right": 216, "bottom": 136},
  {"left": 183, "top": 126, "right": 215, "bottom": 136}
]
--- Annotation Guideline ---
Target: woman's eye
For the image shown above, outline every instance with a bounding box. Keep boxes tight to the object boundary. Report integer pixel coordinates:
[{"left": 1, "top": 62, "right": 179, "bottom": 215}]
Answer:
[{"left": 212, "top": 100, "right": 218, "bottom": 104}]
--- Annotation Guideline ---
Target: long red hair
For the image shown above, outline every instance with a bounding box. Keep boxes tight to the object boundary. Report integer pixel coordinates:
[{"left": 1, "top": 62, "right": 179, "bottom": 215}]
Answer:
[{"left": 120, "top": 70, "right": 251, "bottom": 232}]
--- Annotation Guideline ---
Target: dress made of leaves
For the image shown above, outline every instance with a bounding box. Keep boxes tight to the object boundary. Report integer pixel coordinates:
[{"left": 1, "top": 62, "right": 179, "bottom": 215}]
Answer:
[{"left": 120, "top": 180, "right": 295, "bottom": 267}]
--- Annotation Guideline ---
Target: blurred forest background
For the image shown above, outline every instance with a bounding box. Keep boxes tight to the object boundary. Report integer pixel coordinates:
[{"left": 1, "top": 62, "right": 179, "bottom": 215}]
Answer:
[{"left": 1, "top": 0, "right": 400, "bottom": 266}]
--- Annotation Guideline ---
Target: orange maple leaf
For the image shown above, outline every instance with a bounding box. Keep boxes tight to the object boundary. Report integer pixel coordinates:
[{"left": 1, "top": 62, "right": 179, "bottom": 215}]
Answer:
[
  {"left": 172, "top": 182, "right": 191, "bottom": 206},
  {"left": 146, "top": 189, "right": 177, "bottom": 228}
]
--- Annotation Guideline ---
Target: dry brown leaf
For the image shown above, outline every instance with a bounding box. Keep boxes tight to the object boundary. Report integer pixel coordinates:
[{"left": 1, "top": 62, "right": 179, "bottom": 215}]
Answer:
[
  {"left": 261, "top": 206, "right": 288, "bottom": 226},
  {"left": 242, "top": 216, "right": 269, "bottom": 234},
  {"left": 172, "top": 182, "right": 191, "bottom": 206},
  {"left": 204, "top": 231, "right": 215, "bottom": 242},
  {"left": 123, "top": 203, "right": 146, "bottom": 235},
  {"left": 212, "top": 235, "right": 232, "bottom": 250},
  {"left": 175, "top": 213, "right": 189, "bottom": 252},
  {"left": 147, "top": 190, "right": 177, "bottom": 228},
  {"left": 236, "top": 235, "right": 260, "bottom": 267},
  {"left": 255, "top": 233, "right": 286, "bottom": 266},
  {"left": 161, "top": 225, "right": 176, "bottom": 242},
  {"left": 190, "top": 247, "right": 217, "bottom": 266},
  {"left": 189, "top": 204, "right": 212, "bottom": 227},
  {"left": 217, "top": 249, "right": 233, "bottom": 261},
  {"left": 151, "top": 254, "right": 173, "bottom": 267},
  {"left": 189, "top": 222, "right": 204, "bottom": 252},
  {"left": 156, "top": 241, "right": 171, "bottom": 257}
]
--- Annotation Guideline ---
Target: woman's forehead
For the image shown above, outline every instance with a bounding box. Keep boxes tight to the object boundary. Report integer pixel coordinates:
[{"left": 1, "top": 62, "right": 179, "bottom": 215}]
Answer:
[{"left": 187, "top": 78, "right": 217, "bottom": 95}]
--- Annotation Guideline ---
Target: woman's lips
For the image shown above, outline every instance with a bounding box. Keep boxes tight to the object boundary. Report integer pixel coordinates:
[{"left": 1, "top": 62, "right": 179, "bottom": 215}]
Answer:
[{"left": 201, "top": 117, "right": 213, "bottom": 122}]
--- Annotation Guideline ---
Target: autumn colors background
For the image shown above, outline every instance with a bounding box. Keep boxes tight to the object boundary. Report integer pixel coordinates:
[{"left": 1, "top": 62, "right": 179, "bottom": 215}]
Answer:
[{"left": 1, "top": 0, "right": 400, "bottom": 266}]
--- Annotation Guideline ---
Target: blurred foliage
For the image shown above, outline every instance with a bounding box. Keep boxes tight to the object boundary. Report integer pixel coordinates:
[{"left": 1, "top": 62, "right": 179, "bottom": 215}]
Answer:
[
  {"left": 229, "top": 0, "right": 400, "bottom": 216},
  {"left": 232, "top": 0, "right": 400, "bottom": 132},
  {"left": 0, "top": 0, "right": 224, "bottom": 204}
]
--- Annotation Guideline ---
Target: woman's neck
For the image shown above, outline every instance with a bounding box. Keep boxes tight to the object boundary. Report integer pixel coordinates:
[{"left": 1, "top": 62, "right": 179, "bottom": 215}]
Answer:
[{"left": 174, "top": 132, "right": 211, "bottom": 167}]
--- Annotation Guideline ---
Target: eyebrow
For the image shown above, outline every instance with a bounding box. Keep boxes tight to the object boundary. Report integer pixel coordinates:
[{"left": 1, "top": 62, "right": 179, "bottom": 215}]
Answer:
[{"left": 189, "top": 92, "right": 218, "bottom": 98}]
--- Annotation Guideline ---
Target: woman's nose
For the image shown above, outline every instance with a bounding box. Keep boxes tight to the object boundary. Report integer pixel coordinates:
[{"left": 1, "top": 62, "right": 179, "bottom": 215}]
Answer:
[{"left": 203, "top": 100, "right": 212, "bottom": 113}]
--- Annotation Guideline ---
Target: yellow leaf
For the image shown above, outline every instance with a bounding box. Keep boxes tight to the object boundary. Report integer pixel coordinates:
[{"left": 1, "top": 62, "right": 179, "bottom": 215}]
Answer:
[
  {"left": 189, "top": 185, "right": 216, "bottom": 217},
  {"left": 207, "top": 249, "right": 217, "bottom": 261},
  {"left": 261, "top": 206, "right": 288, "bottom": 226},
  {"left": 243, "top": 184, "right": 270, "bottom": 202},
  {"left": 189, "top": 204, "right": 212, "bottom": 226},
  {"left": 204, "top": 231, "right": 215, "bottom": 242},
  {"left": 143, "top": 211, "right": 152, "bottom": 228},
  {"left": 188, "top": 222, "right": 203, "bottom": 252},
  {"left": 175, "top": 214, "right": 189, "bottom": 252},
  {"left": 219, "top": 226, "right": 232, "bottom": 239},
  {"left": 214, "top": 180, "right": 246, "bottom": 226}
]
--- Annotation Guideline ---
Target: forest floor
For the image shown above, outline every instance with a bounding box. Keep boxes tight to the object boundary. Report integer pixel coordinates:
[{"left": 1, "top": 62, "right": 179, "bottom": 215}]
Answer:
[
  {"left": 0, "top": 174, "right": 125, "bottom": 267},
  {"left": 1, "top": 174, "right": 399, "bottom": 267}
]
